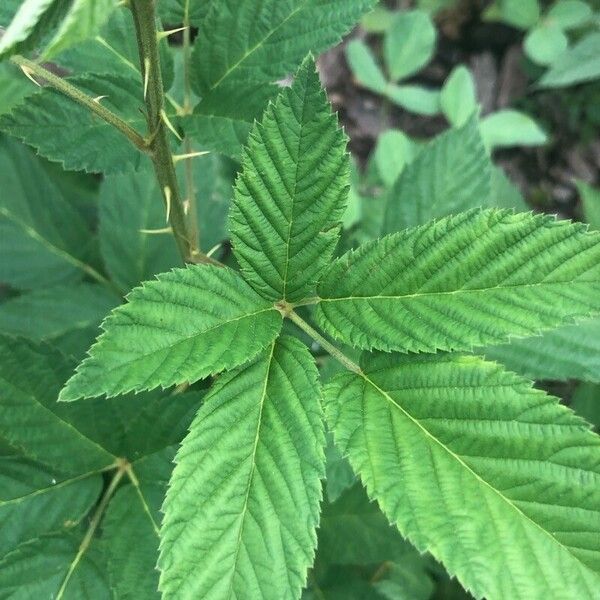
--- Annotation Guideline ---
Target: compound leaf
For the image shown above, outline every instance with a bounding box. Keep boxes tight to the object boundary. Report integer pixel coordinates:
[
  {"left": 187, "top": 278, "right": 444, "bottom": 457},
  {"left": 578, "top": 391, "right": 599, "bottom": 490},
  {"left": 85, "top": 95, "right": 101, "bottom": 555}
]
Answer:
[
  {"left": 325, "top": 351, "right": 600, "bottom": 599},
  {"left": 59, "top": 265, "right": 282, "bottom": 400},
  {"left": 230, "top": 57, "right": 349, "bottom": 302},
  {"left": 382, "top": 118, "right": 491, "bottom": 233},
  {"left": 159, "top": 336, "right": 325, "bottom": 600},
  {"left": 317, "top": 209, "right": 600, "bottom": 353}
]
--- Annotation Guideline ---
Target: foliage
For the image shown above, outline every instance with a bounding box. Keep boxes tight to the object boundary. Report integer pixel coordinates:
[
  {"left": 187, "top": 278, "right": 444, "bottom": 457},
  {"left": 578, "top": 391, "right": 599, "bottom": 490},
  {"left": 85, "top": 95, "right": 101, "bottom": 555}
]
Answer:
[{"left": 0, "top": 1, "right": 599, "bottom": 600}]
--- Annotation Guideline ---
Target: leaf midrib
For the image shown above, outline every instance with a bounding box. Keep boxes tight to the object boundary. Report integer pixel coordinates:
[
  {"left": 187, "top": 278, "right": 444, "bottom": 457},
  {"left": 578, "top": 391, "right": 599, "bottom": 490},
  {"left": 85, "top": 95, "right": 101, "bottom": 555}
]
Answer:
[
  {"left": 360, "top": 371, "right": 599, "bottom": 579},
  {"left": 319, "top": 278, "right": 600, "bottom": 302},
  {"left": 224, "top": 342, "right": 276, "bottom": 598}
]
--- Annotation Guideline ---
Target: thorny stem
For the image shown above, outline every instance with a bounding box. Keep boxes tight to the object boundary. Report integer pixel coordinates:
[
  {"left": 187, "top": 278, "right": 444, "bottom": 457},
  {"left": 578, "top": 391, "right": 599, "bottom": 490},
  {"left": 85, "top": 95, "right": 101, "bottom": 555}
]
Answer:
[
  {"left": 129, "top": 0, "right": 217, "bottom": 266},
  {"left": 287, "top": 310, "right": 362, "bottom": 374},
  {"left": 55, "top": 460, "right": 128, "bottom": 600},
  {"left": 11, "top": 55, "right": 147, "bottom": 152}
]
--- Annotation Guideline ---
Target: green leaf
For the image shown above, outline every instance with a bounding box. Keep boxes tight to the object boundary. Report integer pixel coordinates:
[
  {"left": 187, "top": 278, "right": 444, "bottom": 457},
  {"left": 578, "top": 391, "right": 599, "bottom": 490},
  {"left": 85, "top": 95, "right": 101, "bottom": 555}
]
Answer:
[
  {"left": 191, "top": 0, "right": 377, "bottom": 117},
  {"left": 572, "top": 383, "right": 600, "bottom": 428},
  {"left": 230, "top": 58, "right": 349, "bottom": 302},
  {"left": 0, "top": 0, "right": 69, "bottom": 59},
  {"left": 0, "top": 284, "right": 118, "bottom": 349},
  {"left": 385, "top": 84, "right": 441, "bottom": 115},
  {"left": 346, "top": 39, "right": 388, "bottom": 94},
  {"left": 183, "top": 114, "right": 252, "bottom": 161},
  {"left": 0, "top": 75, "right": 146, "bottom": 174},
  {"left": 480, "top": 109, "right": 547, "bottom": 150},
  {"left": 382, "top": 118, "right": 491, "bottom": 233},
  {"left": 324, "top": 351, "right": 600, "bottom": 599},
  {"left": 0, "top": 533, "right": 111, "bottom": 599},
  {"left": 547, "top": 0, "right": 592, "bottom": 30},
  {"left": 50, "top": 390, "right": 202, "bottom": 460},
  {"left": 324, "top": 434, "right": 356, "bottom": 502},
  {"left": 577, "top": 180, "right": 600, "bottom": 230},
  {"left": 0, "top": 63, "right": 34, "bottom": 117},
  {"left": 524, "top": 24, "right": 568, "bottom": 66},
  {"left": 383, "top": 10, "right": 436, "bottom": 82},
  {"left": 0, "top": 335, "right": 115, "bottom": 473},
  {"left": 0, "top": 135, "right": 98, "bottom": 290},
  {"left": 159, "top": 336, "right": 325, "bottom": 599},
  {"left": 372, "top": 130, "right": 417, "bottom": 187},
  {"left": 104, "top": 484, "right": 162, "bottom": 599},
  {"left": 0, "top": 458, "right": 102, "bottom": 557},
  {"left": 375, "top": 561, "right": 435, "bottom": 600},
  {"left": 484, "top": 317, "right": 600, "bottom": 382},
  {"left": 317, "top": 209, "right": 600, "bottom": 353},
  {"left": 440, "top": 65, "right": 478, "bottom": 127},
  {"left": 59, "top": 265, "right": 282, "bottom": 400},
  {"left": 499, "top": 0, "right": 540, "bottom": 28},
  {"left": 43, "top": 0, "right": 118, "bottom": 58},
  {"left": 490, "top": 165, "right": 529, "bottom": 211},
  {"left": 539, "top": 32, "right": 600, "bottom": 88},
  {"left": 159, "top": 0, "right": 208, "bottom": 25},
  {"left": 99, "top": 166, "right": 180, "bottom": 292},
  {"left": 318, "top": 483, "right": 424, "bottom": 566}
]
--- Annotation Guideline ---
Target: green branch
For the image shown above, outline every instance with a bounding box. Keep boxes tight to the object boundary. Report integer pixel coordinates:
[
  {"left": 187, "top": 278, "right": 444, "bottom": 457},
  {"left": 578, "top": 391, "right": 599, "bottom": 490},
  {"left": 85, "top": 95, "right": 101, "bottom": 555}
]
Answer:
[
  {"left": 11, "top": 55, "right": 148, "bottom": 152},
  {"left": 129, "top": 0, "right": 217, "bottom": 266}
]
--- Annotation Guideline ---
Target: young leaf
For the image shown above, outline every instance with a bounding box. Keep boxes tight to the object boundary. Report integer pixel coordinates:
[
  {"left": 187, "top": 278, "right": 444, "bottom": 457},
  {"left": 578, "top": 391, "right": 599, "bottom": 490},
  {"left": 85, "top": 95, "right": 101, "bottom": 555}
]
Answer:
[
  {"left": 0, "top": 533, "right": 111, "bottom": 598},
  {"left": 524, "top": 23, "right": 568, "bottom": 66},
  {"left": 385, "top": 84, "right": 441, "bottom": 116},
  {"left": 539, "top": 32, "right": 600, "bottom": 88},
  {"left": 59, "top": 265, "right": 282, "bottom": 400},
  {"left": 325, "top": 352, "right": 600, "bottom": 599},
  {"left": 317, "top": 209, "right": 600, "bottom": 353},
  {"left": 230, "top": 57, "right": 349, "bottom": 302},
  {"left": 372, "top": 129, "right": 417, "bottom": 187},
  {"left": 0, "top": 75, "right": 146, "bottom": 174},
  {"left": 382, "top": 118, "right": 491, "bottom": 233},
  {"left": 159, "top": 336, "right": 325, "bottom": 599},
  {"left": 0, "top": 135, "right": 97, "bottom": 290},
  {"left": 0, "top": 336, "right": 115, "bottom": 474},
  {"left": 480, "top": 109, "right": 547, "bottom": 150},
  {"left": 483, "top": 316, "right": 600, "bottom": 382},
  {"left": 383, "top": 10, "right": 436, "bottom": 82},
  {"left": 490, "top": 165, "right": 529, "bottom": 211},
  {"left": 498, "top": 0, "right": 541, "bottom": 28},
  {"left": 0, "top": 459, "right": 102, "bottom": 557},
  {"left": 346, "top": 39, "right": 388, "bottom": 95},
  {"left": 440, "top": 65, "right": 478, "bottom": 127},
  {"left": 547, "top": 0, "right": 592, "bottom": 29}
]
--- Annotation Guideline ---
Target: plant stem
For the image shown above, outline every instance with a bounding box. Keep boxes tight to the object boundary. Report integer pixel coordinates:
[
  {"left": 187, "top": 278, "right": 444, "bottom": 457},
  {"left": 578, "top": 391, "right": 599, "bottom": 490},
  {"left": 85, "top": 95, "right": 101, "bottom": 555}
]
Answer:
[
  {"left": 129, "top": 0, "right": 216, "bottom": 266},
  {"left": 55, "top": 461, "right": 128, "bottom": 599},
  {"left": 181, "top": 0, "right": 200, "bottom": 249},
  {"left": 11, "top": 55, "right": 148, "bottom": 152},
  {"left": 288, "top": 310, "right": 362, "bottom": 374}
]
